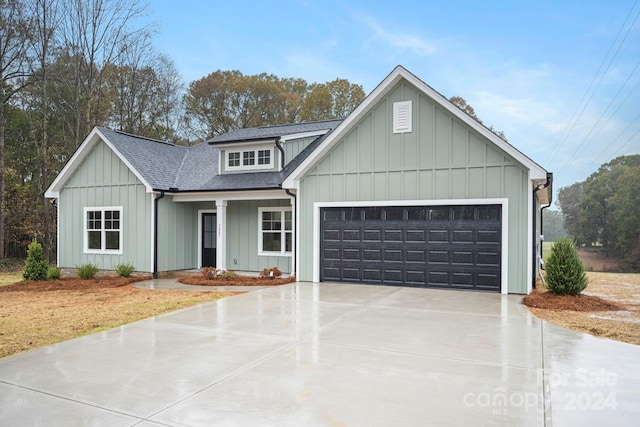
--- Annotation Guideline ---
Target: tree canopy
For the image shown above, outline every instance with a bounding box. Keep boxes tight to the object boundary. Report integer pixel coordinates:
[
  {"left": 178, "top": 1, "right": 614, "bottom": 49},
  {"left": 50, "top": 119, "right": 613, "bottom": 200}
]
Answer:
[{"left": 557, "top": 154, "right": 640, "bottom": 269}]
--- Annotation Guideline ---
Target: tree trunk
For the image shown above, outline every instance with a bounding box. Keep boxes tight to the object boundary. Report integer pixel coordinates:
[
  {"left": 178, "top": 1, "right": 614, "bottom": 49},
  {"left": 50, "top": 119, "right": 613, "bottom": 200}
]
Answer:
[{"left": 0, "top": 104, "right": 6, "bottom": 260}]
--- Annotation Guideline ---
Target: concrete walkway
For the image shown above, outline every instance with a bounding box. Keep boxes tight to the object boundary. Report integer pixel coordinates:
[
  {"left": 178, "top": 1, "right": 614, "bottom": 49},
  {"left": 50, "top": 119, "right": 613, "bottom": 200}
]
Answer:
[
  {"left": 132, "top": 278, "right": 272, "bottom": 292},
  {"left": 0, "top": 283, "right": 638, "bottom": 426}
]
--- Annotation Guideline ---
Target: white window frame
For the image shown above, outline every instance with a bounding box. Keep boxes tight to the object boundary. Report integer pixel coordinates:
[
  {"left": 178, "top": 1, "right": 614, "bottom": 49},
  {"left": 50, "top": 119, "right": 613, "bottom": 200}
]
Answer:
[
  {"left": 258, "top": 207, "right": 292, "bottom": 256},
  {"left": 83, "top": 206, "right": 123, "bottom": 254},
  {"left": 225, "top": 146, "right": 274, "bottom": 171}
]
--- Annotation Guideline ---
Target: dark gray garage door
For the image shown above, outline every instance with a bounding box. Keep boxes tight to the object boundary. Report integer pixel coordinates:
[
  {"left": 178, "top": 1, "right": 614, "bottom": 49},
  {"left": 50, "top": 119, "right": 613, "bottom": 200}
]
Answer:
[{"left": 320, "top": 205, "right": 502, "bottom": 292}]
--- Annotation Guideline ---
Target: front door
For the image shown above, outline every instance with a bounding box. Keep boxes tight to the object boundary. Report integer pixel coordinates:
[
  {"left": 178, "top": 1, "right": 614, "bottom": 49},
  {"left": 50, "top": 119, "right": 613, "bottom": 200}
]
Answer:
[{"left": 202, "top": 213, "right": 217, "bottom": 267}]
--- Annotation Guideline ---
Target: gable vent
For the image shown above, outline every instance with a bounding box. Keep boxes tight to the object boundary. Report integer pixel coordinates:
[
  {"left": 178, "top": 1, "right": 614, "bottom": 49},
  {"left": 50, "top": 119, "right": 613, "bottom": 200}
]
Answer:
[{"left": 393, "top": 101, "right": 412, "bottom": 134}]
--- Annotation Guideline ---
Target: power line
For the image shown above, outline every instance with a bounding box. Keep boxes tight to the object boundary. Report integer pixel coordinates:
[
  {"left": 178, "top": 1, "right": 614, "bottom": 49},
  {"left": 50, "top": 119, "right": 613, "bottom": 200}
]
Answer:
[{"left": 545, "top": 0, "right": 640, "bottom": 164}]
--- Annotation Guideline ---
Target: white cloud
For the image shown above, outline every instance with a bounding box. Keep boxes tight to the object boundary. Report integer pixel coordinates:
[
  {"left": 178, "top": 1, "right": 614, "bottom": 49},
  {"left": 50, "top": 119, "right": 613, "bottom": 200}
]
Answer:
[{"left": 357, "top": 14, "right": 438, "bottom": 57}]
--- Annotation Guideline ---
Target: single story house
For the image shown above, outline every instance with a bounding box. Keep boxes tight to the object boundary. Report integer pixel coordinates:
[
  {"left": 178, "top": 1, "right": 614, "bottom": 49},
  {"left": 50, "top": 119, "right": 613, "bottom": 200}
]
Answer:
[{"left": 45, "top": 66, "right": 552, "bottom": 294}]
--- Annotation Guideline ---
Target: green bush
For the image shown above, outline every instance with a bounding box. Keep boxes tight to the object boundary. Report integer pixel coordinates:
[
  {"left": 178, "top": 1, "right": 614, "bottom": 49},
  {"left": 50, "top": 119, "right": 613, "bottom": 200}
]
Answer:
[
  {"left": 77, "top": 263, "right": 99, "bottom": 280},
  {"left": 220, "top": 270, "right": 238, "bottom": 280},
  {"left": 47, "top": 266, "right": 62, "bottom": 280},
  {"left": 115, "top": 262, "right": 135, "bottom": 277},
  {"left": 545, "top": 238, "right": 588, "bottom": 295},
  {"left": 23, "top": 239, "right": 49, "bottom": 281}
]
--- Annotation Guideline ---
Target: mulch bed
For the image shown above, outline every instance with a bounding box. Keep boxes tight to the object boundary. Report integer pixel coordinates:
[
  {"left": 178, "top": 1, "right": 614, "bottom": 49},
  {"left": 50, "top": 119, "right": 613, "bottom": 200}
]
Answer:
[
  {"left": 179, "top": 275, "right": 296, "bottom": 287},
  {"left": 522, "top": 288, "right": 624, "bottom": 312},
  {"left": 0, "top": 276, "right": 151, "bottom": 292}
]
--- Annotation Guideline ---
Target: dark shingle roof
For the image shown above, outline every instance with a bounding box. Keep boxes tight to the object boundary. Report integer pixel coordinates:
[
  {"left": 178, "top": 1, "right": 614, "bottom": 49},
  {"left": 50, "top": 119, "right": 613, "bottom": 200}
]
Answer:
[
  {"left": 99, "top": 121, "right": 337, "bottom": 192},
  {"left": 98, "top": 127, "right": 188, "bottom": 190},
  {"left": 207, "top": 120, "right": 342, "bottom": 144}
]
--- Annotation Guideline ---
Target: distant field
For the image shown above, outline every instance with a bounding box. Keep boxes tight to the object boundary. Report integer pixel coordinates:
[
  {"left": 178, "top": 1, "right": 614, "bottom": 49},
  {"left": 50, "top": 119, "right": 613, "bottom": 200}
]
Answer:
[{"left": 542, "top": 241, "right": 553, "bottom": 262}]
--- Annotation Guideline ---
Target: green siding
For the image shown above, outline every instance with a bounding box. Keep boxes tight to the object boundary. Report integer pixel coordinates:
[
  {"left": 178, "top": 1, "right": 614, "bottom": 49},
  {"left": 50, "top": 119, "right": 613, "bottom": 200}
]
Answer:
[
  {"left": 157, "top": 199, "right": 213, "bottom": 271},
  {"left": 298, "top": 81, "right": 531, "bottom": 293},
  {"left": 283, "top": 136, "right": 317, "bottom": 164},
  {"left": 58, "top": 140, "right": 152, "bottom": 272},
  {"left": 226, "top": 199, "right": 292, "bottom": 273}
]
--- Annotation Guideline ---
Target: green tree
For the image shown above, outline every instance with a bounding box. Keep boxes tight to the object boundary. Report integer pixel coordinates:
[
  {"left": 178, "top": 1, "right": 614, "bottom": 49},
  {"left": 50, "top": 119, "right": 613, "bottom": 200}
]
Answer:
[
  {"left": 557, "top": 182, "right": 585, "bottom": 245},
  {"left": 542, "top": 209, "right": 568, "bottom": 242},
  {"left": 609, "top": 165, "right": 640, "bottom": 267},
  {"left": 300, "top": 78, "right": 365, "bottom": 121},
  {"left": 545, "top": 238, "right": 588, "bottom": 295},
  {"left": 23, "top": 238, "right": 48, "bottom": 280}
]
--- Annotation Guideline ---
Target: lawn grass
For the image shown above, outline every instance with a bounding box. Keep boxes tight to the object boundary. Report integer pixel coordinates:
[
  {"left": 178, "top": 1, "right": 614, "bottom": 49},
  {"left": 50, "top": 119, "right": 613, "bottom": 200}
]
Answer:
[
  {"left": 0, "top": 276, "right": 236, "bottom": 358},
  {"left": 542, "top": 241, "right": 554, "bottom": 262},
  {"left": 0, "top": 273, "right": 22, "bottom": 287}
]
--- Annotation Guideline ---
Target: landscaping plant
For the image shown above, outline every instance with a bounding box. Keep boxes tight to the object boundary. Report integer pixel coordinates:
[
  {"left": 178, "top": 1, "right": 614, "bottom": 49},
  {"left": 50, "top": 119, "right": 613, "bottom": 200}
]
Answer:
[
  {"left": 545, "top": 238, "right": 588, "bottom": 295},
  {"left": 23, "top": 239, "right": 49, "bottom": 281},
  {"left": 77, "top": 263, "right": 99, "bottom": 280},
  {"left": 115, "top": 262, "right": 135, "bottom": 277},
  {"left": 47, "top": 266, "right": 62, "bottom": 280},
  {"left": 260, "top": 266, "right": 282, "bottom": 279}
]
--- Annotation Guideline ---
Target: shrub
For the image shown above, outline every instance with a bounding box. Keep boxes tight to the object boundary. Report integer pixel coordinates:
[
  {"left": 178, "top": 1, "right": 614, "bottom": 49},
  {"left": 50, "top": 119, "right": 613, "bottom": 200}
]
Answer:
[
  {"left": 201, "top": 266, "right": 218, "bottom": 280},
  {"left": 23, "top": 239, "right": 49, "bottom": 281},
  {"left": 47, "top": 266, "right": 62, "bottom": 280},
  {"left": 115, "top": 262, "right": 135, "bottom": 277},
  {"left": 220, "top": 270, "right": 238, "bottom": 280},
  {"left": 259, "top": 266, "right": 282, "bottom": 279},
  {"left": 77, "top": 263, "right": 99, "bottom": 280},
  {"left": 545, "top": 238, "right": 588, "bottom": 295}
]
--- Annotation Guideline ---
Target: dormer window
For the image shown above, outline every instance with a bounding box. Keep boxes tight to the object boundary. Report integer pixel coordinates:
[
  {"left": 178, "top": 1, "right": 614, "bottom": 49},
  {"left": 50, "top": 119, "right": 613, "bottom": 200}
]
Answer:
[{"left": 226, "top": 146, "right": 274, "bottom": 171}]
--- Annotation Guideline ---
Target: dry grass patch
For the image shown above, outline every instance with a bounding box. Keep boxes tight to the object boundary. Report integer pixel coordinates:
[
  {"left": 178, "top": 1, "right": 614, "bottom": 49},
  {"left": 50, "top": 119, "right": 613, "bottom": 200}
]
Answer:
[
  {"left": 0, "top": 276, "right": 236, "bottom": 358},
  {"left": 524, "top": 272, "right": 640, "bottom": 345}
]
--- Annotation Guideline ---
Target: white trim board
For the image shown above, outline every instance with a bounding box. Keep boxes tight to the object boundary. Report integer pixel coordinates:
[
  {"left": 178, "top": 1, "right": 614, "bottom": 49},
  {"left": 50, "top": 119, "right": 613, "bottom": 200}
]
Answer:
[{"left": 312, "top": 198, "right": 509, "bottom": 294}]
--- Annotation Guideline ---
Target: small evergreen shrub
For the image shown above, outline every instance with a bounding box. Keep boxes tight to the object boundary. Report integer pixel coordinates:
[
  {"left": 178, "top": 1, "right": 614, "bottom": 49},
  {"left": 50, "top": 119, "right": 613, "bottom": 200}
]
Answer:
[
  {"left": 115, "top": 262, "right": 135, "bottom": 277},
  {"left": 545, "top": 238, "right": 588, "bottom": 295},
  {"left": 77, "top": 263, "right": 99, "bottom": 280},
  {"left": 47, "top": 266, "right": 62, "bottom": 280},
  {"left": 23, "top": 239, "right": 49, "bottom": 281}
]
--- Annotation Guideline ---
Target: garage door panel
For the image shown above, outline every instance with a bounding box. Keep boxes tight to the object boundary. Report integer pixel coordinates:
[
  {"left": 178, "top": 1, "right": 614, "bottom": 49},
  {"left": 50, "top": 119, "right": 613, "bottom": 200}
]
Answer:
[
  {"left": 406, "top": 229, "right": 426, "bottom": 242},
  {"left": 363, "top": 229, "right": 382, "bottom": 241},
  {"left": 323, "top": 229, "right": 340, "bottom": 241},
  {"left": 363, "top": 268, "right": 381, "bottom": 281},
  {"left": 320, "top": 205, "right": 501, "bottom": 292},
  {"left": 428, "top": 229, "right": 449, "bottom": 242},
  {"left": 363, "top": 249, "right": 382, "bottom": 261},
  {"left": 452, "top": 229, "right": 474, "bottom": 242}
]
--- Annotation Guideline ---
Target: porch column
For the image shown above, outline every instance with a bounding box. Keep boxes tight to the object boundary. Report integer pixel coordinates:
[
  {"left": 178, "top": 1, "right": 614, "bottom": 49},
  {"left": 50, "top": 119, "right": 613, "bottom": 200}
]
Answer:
[{"left": 216, "top": 199, "right": 227, "bottom": 270}]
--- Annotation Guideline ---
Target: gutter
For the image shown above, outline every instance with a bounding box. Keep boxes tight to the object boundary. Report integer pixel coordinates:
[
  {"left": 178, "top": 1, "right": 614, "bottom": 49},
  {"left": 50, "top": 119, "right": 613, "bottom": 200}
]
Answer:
[{"left": 153, "top": 191, "right": 165, "bottom": 279}]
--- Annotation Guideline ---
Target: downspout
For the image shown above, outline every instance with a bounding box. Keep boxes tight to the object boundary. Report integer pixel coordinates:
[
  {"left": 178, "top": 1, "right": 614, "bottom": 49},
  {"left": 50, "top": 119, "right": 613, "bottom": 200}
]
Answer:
[
  {"left": 533, "top": 172, "right": 553, "bottom": 289},
  {"left": 153, "top": 191, "right": 165, "bottom": 279},
  {"left": 276, "top": 136, "right": 296, "bottom": 277},
  {"left": 274, "top": 136, "right": 285, "bottom": 169}
]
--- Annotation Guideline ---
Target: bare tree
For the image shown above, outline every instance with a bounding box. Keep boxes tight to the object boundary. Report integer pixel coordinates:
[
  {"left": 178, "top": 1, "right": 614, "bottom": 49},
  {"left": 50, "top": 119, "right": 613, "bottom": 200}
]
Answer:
[
  {"left": 60, "top": 0, "right": 151, "bottom": 145},
  {"left": 0, "top": 0, "right": 33, "bottom": 260},
  {"left": 28, "top": 0, "right": 60, "bottom": 261}
]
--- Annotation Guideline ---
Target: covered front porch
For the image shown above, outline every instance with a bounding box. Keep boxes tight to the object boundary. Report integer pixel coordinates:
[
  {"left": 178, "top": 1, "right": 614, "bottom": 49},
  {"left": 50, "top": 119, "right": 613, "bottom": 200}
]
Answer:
[{"left": 155, "top": 189, "right": 296, "bottom": 277}]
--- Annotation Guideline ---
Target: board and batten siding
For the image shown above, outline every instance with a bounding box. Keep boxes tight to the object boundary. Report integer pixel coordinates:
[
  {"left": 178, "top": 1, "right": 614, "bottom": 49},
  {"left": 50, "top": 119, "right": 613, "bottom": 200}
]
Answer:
[
  {"left": 283, "top": 136, "right": 318, "bottom": 165},
  {"left": 226, "top": 199, "right": 292, "bottom": 273},
  {"left": 58, "top": 140, "right": 152, "bottom": 272},
  {"left": 156, "top": 199, "right": 213, "bottom": 271},
  {"left": 298, "top": 81, "right": 530, "bottom": 293}
]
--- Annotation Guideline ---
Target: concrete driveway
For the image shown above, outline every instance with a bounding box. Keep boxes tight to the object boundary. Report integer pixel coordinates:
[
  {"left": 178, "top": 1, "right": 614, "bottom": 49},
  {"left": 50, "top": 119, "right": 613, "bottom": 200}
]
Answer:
[{"left": 0, "top": 282, "right": 638, "bottom": 426}]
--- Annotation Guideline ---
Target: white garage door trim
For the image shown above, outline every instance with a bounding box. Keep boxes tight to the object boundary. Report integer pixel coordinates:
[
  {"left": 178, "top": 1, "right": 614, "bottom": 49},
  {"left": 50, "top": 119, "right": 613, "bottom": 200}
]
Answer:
[{"left": 313, "top": 198, "right": 509, "bottom": 294}]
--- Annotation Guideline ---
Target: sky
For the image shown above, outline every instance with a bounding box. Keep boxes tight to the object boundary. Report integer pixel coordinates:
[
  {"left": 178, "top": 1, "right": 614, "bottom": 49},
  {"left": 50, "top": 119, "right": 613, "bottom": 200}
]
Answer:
[{"left": 144, "top": 0, "right": 640, "bottom": 203}]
